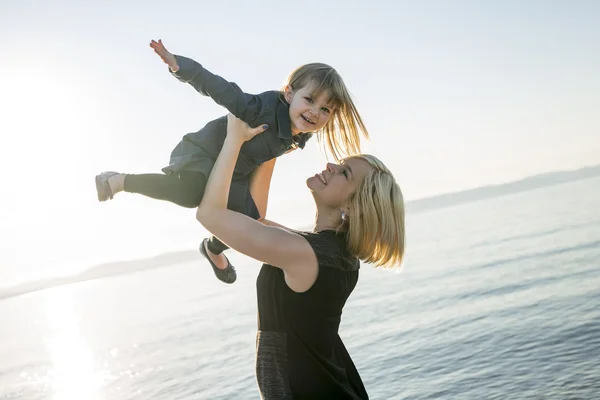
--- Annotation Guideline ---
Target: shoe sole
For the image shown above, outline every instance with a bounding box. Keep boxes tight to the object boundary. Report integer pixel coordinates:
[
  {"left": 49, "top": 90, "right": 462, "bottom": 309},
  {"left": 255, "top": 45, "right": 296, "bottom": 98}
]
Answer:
[
  {"left": 95, "top": 174, "right": 113, "bottom": 202},
  {"left": 199, "top": 239, "right": 237, "bottom": 284}
]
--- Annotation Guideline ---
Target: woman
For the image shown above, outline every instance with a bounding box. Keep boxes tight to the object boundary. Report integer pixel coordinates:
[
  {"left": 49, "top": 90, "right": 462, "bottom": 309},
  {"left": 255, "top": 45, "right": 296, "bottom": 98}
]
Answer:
[{"left": 197, "top": 114, "right": 405, "bottom": 399}]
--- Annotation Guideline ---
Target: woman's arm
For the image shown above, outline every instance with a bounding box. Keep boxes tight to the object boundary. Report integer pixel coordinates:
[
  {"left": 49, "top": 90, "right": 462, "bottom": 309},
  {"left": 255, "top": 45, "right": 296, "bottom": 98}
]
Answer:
[
  {"left": 196, "top": 115, "right": 317, "bottom": 290},
  {"left": 250, "top": 147, "right": 300, "bottom": 230},
  {"left": 249, "top": 158, "right": 304, "bottom": 232},
  {"left": 249, "top": 158, "right": 277, "bottom": 220},
  {"left": 249, "top": 159, "right": 296, "bottom": 231},
  {"left": 260, "top": 219, "right": 295, "bottom": 231}
]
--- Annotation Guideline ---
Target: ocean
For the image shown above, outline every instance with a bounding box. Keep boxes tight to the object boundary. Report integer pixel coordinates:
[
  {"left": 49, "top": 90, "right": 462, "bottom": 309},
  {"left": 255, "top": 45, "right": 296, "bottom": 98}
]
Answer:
[{"left": 1, "top": 176, "right": 599, "bottom": 399}]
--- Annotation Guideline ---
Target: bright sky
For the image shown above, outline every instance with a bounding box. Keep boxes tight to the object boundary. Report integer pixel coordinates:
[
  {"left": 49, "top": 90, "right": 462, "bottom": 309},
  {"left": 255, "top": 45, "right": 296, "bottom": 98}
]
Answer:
[{"left": 1, "top": 0, "right": 599, "bottom": 287}]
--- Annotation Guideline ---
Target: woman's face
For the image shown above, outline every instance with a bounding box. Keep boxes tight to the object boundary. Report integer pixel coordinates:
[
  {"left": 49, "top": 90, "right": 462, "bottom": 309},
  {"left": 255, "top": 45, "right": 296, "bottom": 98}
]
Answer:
[{"left": 306, "top": 158, "right": 372, "bottom": 209}]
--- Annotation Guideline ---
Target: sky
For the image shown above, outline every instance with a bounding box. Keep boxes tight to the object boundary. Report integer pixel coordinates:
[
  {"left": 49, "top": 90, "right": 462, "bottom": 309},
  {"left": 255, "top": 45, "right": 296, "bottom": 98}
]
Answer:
[{"left": 1, "top": 0, "right": 599, "bottom": 287}]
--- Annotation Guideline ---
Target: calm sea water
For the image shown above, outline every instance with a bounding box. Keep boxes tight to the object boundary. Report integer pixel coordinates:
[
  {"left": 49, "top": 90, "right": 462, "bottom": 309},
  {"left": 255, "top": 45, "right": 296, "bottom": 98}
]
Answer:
[{"left": 1, "top": 177, "right": 599, "bottom": 399}]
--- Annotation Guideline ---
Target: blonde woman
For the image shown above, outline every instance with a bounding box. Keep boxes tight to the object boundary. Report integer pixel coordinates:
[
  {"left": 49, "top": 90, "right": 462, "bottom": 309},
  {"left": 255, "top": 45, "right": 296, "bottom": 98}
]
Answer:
[
  {"left": 197, "top": 114, "right": 405, "bottom": 399},
  {"left": 95, "top": 39, "right": 369, "bottom": 285}
]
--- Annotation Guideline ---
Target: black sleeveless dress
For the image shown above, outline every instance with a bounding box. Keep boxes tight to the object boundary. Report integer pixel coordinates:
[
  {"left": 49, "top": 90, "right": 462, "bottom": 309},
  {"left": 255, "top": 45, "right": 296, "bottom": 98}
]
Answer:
[{"left": 255, "top": 230, "right": 369, "bottom": 399}]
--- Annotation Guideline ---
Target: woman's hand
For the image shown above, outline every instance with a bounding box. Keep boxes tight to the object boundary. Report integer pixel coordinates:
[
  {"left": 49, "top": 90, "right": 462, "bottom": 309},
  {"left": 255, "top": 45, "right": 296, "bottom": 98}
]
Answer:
[
  {"left": 226, "top": 113, "right": 268, "bottom": 143},
  {"left": 149, "top": 39, "right": 179, "bottom": 72}
]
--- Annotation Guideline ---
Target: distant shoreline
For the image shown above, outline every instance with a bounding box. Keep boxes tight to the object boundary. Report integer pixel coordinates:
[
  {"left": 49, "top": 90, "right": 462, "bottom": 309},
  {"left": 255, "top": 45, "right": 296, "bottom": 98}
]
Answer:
[
  {"left": 2, "top": 164, "right": 599, "bottom": 301},
  {"left": 406, "top": 164, "right": 600, "bottom": 214}
]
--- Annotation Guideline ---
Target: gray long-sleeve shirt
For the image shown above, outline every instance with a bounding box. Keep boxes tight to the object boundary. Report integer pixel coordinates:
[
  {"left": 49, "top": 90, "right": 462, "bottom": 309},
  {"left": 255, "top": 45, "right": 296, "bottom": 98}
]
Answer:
[{"left": 162, "top": 55, "right": 313, "bottom": 216}]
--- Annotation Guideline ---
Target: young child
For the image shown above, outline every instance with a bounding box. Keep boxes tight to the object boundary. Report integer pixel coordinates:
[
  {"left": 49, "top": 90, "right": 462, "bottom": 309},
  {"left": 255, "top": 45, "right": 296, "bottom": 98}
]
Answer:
[{"left": 95, "top": 39, "right": 369, "bottom": 284}]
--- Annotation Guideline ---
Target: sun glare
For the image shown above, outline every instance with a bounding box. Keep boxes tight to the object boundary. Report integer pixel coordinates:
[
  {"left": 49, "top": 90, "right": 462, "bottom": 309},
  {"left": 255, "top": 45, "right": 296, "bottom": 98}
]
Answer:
[
  {"left": 0, "top": 65, "right": 97, "bottom": 280},
  {"left": 44, "top": 287, "right": 101, "bottom": 400}
]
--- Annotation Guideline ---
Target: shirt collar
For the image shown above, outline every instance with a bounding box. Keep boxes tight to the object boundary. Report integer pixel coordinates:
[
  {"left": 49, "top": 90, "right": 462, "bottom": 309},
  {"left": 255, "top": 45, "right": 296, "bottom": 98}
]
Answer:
[{"left": 294, "top": 132, "right": 312, "bottom": 149}]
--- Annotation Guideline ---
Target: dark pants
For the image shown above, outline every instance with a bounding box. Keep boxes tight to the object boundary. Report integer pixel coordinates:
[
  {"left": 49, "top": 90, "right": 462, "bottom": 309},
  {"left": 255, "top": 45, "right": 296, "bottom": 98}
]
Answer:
[{"left": 124, "top": 171, "right": 234, "bottom": 255}]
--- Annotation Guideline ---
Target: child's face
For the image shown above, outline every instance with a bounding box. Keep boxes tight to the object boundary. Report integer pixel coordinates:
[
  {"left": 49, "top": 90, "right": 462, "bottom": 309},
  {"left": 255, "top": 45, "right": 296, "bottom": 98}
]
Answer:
[{"left": 284, "top": 84, "right": 335, "bottom": 134}]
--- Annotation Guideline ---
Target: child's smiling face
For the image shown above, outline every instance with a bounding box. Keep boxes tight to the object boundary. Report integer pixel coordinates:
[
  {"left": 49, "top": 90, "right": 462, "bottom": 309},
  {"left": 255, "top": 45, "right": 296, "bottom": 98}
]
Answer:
[{"left": 284, "top": 83, "right": 335, "bottom": 134}]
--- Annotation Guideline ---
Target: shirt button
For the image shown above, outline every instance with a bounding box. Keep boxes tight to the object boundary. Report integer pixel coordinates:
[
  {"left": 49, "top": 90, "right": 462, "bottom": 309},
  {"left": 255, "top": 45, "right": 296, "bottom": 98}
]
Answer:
[{"left": 281, "top": 145, "right": 286, "bottom": 149}]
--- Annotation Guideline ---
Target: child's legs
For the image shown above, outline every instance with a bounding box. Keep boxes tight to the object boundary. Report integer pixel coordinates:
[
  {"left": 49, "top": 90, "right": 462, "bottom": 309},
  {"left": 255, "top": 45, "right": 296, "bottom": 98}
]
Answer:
[
  {"left": 206, "top": 184, "right": 261, "bottom": 256},
  {"left": 206, "top": 236, "right": 230, "bottom": 255},
  {"left": 123, "top": 171, "right": 207, "bottom": 208}
]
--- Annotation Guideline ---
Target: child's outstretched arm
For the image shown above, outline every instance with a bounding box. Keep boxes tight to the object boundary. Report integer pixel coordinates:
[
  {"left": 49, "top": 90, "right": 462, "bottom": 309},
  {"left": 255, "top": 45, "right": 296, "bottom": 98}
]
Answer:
[
  {"left": 150, "top": 39, "right": 180, "bottom": 71},
  {"left": 150, "top": 39, "right": 263, "bottom": 124}
]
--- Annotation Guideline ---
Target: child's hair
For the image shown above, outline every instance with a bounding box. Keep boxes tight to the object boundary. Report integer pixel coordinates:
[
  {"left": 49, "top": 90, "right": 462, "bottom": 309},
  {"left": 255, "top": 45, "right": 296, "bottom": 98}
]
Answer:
[
  {"left": 341, "top": 154, "right": 405, "bottom": 269},
  {"left": 282, "top": 63, "right": 369, "bottom": 161}
]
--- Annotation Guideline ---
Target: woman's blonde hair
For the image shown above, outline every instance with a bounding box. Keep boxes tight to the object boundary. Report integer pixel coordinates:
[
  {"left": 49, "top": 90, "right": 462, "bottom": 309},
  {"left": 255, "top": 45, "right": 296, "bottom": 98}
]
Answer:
[
  {"left": 342, "top": 154, "right": 405, "bottom": 268},
  {"left": 282, "top": 63, "right": 369, "bottom": 161}
]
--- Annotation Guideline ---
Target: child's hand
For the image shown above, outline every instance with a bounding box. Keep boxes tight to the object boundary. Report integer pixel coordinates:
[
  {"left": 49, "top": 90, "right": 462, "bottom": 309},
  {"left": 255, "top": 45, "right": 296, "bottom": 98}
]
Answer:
[
  {"left": 149, "top": 39, "right": 179, "bottom": 72},
  {"left": 226, "top": 113, "right": 268, "bottom": 143}
]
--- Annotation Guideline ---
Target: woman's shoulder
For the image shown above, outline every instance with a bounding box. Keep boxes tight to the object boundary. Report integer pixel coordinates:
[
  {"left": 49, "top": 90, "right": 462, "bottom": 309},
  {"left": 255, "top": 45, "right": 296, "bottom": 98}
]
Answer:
[{"left": 298, "top": 230, "right": 359, "bottom": 271}]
